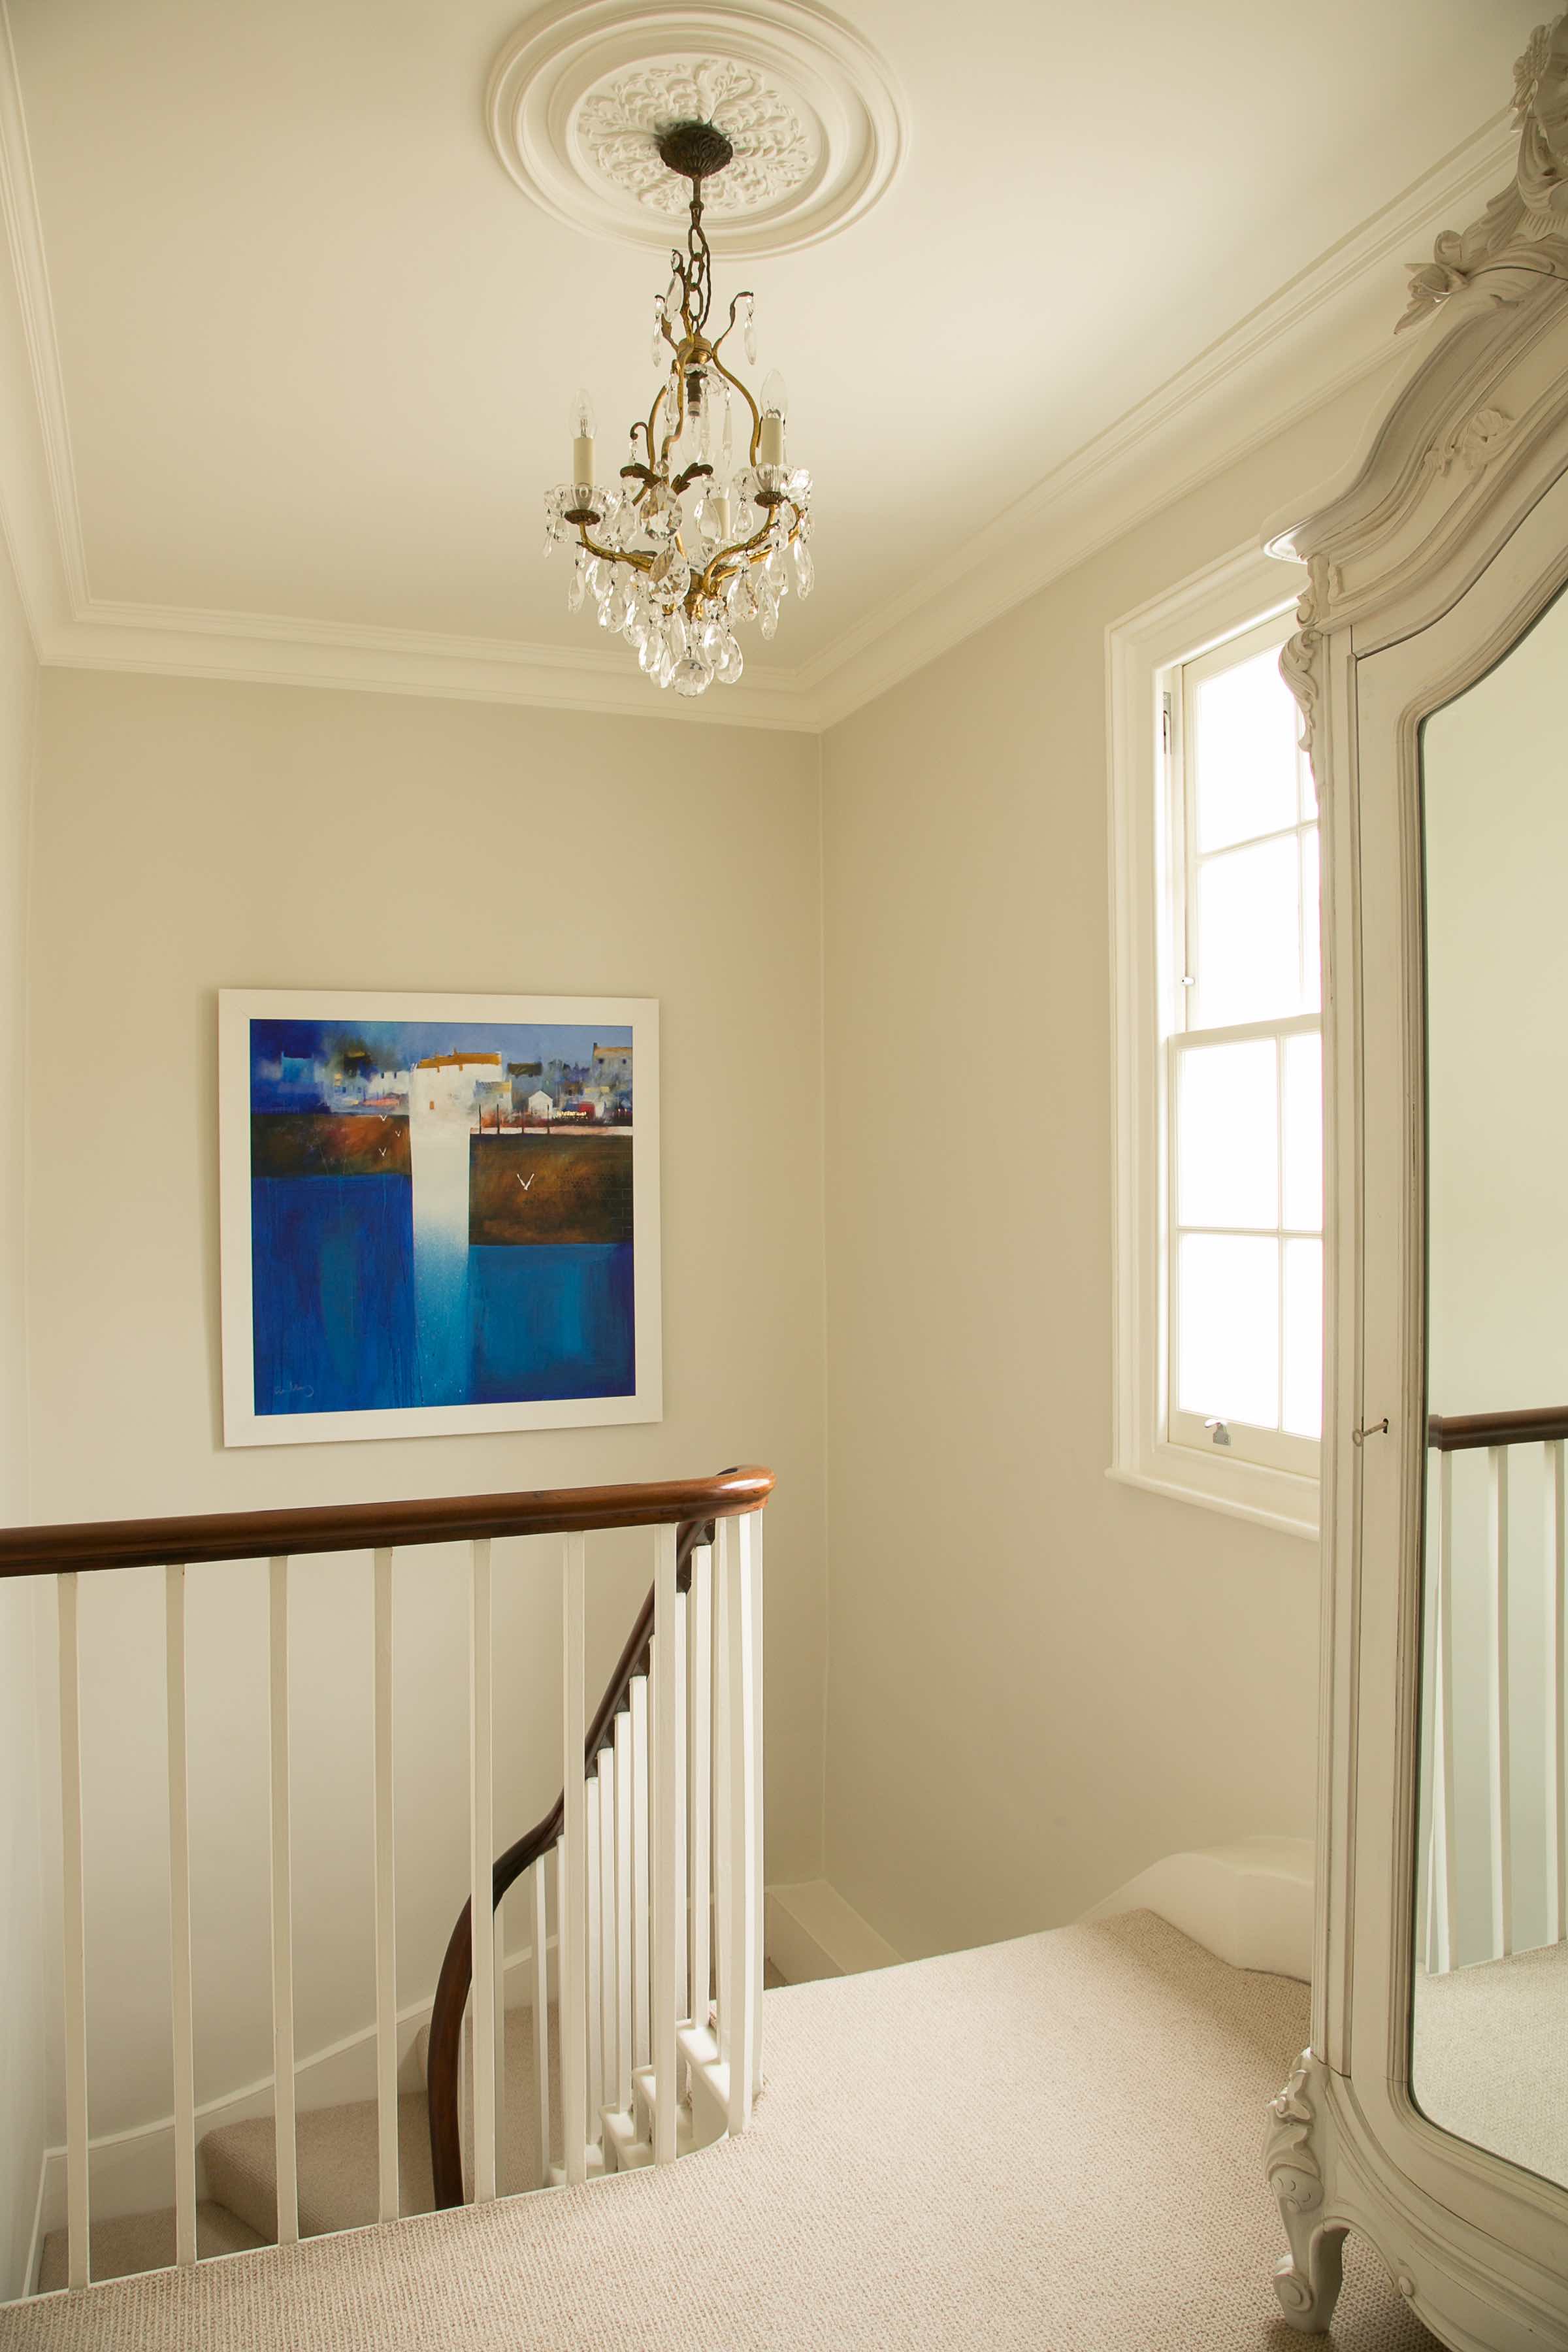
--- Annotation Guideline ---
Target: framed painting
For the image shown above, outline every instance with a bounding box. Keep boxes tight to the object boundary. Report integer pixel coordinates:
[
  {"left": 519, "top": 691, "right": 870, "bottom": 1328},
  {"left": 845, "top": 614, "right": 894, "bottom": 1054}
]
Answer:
[{"left": 219, "top": 989, "right": 661, "bottom": 1445}]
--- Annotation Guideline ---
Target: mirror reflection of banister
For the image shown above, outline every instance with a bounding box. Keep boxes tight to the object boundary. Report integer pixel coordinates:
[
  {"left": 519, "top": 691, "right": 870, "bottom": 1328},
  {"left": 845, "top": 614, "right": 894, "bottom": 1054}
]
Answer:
[{"left": 1419, "top": 1411, "right": 1568, "bottom": 1993}]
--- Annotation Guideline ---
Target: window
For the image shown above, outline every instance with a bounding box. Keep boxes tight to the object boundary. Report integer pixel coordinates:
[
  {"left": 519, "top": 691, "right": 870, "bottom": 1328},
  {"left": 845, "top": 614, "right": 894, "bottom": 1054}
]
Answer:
[
  {"left": 1108, "top": 546, "right": 1318, "bottom": 1538},
  {"left": 1166, "top": 618, "right": 1321, "bottom": 1478}
]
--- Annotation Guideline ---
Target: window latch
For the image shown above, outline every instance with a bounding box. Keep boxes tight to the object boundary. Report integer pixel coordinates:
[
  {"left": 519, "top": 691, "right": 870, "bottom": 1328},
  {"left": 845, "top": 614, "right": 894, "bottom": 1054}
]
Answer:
[{"left": 1204, "top": 1418, "right": 1232, "bottom": 1448}]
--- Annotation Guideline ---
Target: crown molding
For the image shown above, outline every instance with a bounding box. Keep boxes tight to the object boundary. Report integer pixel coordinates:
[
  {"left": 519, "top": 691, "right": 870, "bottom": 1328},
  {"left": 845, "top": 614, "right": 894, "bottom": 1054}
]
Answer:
[
  {"left": 39, "top": 599, "right": 819, "bottom": 729},
  {"left": 800, "top": 108, "right": 1519, "bottom": 728},
  {"left": 0, "top": 0, "right": 1522, "bottom": 738}
]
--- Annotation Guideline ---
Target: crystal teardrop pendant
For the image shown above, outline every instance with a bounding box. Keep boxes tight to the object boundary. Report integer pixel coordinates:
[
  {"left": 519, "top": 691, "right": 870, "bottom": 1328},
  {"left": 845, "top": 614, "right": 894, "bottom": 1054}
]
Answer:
[
  {"left": 716, "top": 630, "right": 744, "bottom": 685},
  {"left": 743, "top": 295, "right": 757, "bottom": 367}
]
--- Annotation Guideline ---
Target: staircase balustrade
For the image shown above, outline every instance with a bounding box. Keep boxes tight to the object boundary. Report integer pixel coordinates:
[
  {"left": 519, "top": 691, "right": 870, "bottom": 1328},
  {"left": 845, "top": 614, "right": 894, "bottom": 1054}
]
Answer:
[{"left": 0, "top": 1467, "right": 772, "bottom": 2291}]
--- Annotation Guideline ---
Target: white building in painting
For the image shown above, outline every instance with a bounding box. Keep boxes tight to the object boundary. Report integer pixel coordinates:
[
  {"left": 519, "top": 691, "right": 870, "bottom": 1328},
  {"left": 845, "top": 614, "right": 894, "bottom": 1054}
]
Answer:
[{"left": 410, "top": 1051, "right": 502, "bottom": 1124}]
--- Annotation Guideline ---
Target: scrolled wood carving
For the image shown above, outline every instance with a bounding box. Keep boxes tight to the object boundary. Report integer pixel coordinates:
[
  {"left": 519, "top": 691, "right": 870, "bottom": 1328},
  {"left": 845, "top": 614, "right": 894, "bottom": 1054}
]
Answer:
[
  {"left": 1424, "top": 404, "right": 1514, "bottom": 478},
  {"left": 1266, "top": 2052, "right": 1347, "bottom": 2334},
  {"left": 1279, "top": 554, "right": 1338, "bottom": 759},
  {"left": 1400, "top": 12, "right": 1568, "bottom": 331}
]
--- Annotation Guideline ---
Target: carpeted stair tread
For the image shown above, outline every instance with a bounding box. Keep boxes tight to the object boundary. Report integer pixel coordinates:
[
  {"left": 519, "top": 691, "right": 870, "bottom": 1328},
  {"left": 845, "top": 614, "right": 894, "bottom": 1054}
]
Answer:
[
  {"left": 36, "top": 2202, "right": 263, "bottom": 2294},
  {"left": 203, "top": 2002, "right": 559, "bottom": 2244},
  {"left": 200, "top": 2089, "right": 438, "bottom": 2242}
]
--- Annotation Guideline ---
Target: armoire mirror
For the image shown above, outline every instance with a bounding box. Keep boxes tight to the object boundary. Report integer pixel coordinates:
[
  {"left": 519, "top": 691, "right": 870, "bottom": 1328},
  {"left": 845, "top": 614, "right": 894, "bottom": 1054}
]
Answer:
[{"left": 1413, "top": 578, "right": 1568, "bottom": 2193}]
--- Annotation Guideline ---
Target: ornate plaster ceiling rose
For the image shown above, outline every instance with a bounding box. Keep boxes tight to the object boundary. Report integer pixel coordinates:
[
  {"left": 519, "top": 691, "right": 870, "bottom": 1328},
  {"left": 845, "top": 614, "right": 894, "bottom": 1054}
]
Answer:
[{"left": 486, "top": 0, "right": 907, "bottom": 255}]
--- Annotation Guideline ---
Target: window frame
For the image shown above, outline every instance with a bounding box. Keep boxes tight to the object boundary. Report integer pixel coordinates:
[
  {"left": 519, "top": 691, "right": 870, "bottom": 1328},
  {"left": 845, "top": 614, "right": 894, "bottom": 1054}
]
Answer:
[{"left": 1107, "top": 544, "right": 1319, "bottom": 1541}]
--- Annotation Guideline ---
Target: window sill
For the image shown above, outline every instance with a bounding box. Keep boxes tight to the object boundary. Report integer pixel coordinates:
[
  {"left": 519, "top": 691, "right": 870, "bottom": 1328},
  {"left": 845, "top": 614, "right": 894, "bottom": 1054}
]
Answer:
[{"left": 1105, "top": 1452, "right": 1320, "bottom": 1542}]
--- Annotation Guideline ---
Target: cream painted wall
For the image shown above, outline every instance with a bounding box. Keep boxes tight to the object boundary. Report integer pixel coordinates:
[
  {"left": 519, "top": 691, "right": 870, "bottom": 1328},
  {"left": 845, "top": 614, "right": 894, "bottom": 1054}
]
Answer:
[
  {"left": 0, "top": 523, "right": 45, "bottom": 2296},
  {"left": 25, "top": 673, "right": 826, "bottom": 2143},
  {"left": 818, "top": 378, "right": 1382, "bottom": 1963}
]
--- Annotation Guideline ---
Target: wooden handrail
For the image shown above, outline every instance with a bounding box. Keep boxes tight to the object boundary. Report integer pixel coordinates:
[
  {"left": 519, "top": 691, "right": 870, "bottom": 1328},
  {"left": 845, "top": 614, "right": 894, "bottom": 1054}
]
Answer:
[
  {"left": 424, "top": 1509, "right": 740, "bottom": 2208},
  {"left": 0, "top": 1467, "right": 774, "bottom": 1578},
  {"left": 1428, "top": 1407, "right": 1568, "bottom": 1452}
]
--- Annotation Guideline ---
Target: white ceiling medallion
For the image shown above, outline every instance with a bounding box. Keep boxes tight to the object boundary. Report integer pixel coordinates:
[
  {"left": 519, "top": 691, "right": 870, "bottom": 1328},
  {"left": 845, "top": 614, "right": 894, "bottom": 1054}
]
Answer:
[{"left": 485, "top": 0, "right": 907, "bottom": 256}]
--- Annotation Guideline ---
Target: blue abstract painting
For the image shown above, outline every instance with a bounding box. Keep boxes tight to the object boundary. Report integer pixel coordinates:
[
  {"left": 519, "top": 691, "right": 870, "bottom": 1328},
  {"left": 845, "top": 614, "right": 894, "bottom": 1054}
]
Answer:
[{"left": 220, "top": 992, "right": 661, "bottom": 1445}]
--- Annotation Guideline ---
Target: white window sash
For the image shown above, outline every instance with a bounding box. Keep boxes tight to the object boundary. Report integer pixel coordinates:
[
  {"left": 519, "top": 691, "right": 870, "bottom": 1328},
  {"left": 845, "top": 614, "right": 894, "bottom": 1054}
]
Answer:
[{"left": 1107, "top": 543, "right": 1318, "bottom": 1540}]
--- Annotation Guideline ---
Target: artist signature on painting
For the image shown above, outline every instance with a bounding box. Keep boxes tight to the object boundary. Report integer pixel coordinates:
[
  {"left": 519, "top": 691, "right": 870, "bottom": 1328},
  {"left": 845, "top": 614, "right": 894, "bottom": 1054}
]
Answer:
[{"left": 272, "top": 1382, "right": 316, "bottom": 1399}]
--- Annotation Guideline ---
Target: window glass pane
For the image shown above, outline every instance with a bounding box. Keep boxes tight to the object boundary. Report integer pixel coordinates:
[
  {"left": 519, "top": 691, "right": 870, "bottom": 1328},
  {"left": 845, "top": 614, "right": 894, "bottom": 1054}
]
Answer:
[
  {"left": 1192, "top": 834, "right": 1303, "bottom": 1029},
  {"left": 1192, "top": 647, "right": 1299, "bottom": 853},
  {"left": 1282, "top": 1238, "right": 1323, "bottom": 1439},
  {"left": 1177, "top": 1233, "right": 1281, "bottom": 1428},
  {"left": 1282, "top": 1032, "right": 1322, "bottom": 1233},
  {"left": 1177, "top": 1038, "right": 1277, "bottom": 1230},
  {"left": 1300, "top": 826, "right": 1320, "bottom": 1013}
]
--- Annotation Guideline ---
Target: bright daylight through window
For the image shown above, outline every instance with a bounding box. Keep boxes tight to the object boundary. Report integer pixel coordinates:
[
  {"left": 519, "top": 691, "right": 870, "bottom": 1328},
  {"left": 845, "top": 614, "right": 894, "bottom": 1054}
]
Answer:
[{"left": 1165, "top": 615, "right": 1321, "bottom": 1478}]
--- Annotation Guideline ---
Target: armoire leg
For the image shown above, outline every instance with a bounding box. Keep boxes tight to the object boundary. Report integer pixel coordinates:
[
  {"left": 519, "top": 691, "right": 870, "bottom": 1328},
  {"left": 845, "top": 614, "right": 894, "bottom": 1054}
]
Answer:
[{"left": 1265, "top": 2052, "right": 1346, "bottom": 2334}]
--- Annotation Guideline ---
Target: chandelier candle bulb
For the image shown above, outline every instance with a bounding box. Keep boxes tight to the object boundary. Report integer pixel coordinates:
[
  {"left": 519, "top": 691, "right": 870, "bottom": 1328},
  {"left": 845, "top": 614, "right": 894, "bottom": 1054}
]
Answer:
[
  {"left": 757, "top": 371, "right": 788, "bottom": 469},
  {"left": 570, "top": 389, "right": 596, "bottom": 493}
]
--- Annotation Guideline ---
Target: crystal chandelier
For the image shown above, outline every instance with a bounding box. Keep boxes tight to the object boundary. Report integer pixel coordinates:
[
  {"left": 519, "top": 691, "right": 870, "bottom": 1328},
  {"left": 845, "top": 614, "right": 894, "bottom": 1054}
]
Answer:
[{"left": 544, "top": 118, "right": 812, "bottom": 696}]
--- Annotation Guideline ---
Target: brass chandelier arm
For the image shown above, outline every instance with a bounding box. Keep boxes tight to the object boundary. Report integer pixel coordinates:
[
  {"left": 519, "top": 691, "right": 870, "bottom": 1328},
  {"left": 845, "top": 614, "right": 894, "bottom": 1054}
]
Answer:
[
  {"left": 709, "top": 289, "right": 755, "bottom": 361},
  {"left": 690, "top": 500, "right": 806, "bottom": 604},
  {"left": 574, "top": 525, "right": 654, "bottom": 574},
  {"left": 706, "top": 346, "right": 764, "bottom": 472}
]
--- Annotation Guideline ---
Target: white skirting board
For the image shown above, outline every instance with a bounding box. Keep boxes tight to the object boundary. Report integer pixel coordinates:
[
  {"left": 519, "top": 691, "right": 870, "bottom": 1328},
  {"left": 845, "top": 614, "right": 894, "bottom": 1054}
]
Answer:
[
  {"left": 1081, "top": 1837, "right": 1314, "bottom": 1982},
  {"left": 766, "top": 1842, "right": 1312, "bottom": 1991},
  {"left": 764, "top": 1880, "right": 902, "bottom": 1984}
]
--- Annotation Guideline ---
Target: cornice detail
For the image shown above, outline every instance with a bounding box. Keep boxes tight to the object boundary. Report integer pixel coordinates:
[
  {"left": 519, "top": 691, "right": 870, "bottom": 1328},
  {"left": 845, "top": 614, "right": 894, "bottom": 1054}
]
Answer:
[
  {"left": 0, "top": 4, "right": 1529, "bottom": 732},
  {"left": 1400, "top": 12, "right": 1568, "bottom": 330}
]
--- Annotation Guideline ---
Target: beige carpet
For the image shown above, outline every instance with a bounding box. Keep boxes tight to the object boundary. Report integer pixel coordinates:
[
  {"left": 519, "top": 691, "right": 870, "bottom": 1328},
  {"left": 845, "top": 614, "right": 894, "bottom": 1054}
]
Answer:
[
  {"left": 1414, "top": 1940, "right": 1568, "bottom": 2189},
  {"left": 3, "top": 1912, "right": 1436, "bottom": 2351}
]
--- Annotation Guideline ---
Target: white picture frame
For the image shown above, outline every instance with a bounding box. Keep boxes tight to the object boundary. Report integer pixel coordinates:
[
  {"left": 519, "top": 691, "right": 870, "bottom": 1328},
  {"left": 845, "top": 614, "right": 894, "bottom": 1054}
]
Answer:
[{"left": 219, "top": 988, "right": 662, "bottom": 1446}]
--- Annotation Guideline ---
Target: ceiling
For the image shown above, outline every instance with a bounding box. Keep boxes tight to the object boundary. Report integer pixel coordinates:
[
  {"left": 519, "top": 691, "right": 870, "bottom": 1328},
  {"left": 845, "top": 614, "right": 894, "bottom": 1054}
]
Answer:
[{"left": 0, "top": 0, "right": 1542, "bottom": 725}]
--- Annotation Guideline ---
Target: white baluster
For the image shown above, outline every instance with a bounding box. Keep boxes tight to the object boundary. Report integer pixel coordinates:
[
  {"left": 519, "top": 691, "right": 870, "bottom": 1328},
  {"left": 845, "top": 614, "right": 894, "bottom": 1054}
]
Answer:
[
  {"left": 674, "top": 1586, "right": 688, "bottom": 2031},
  {"left": 529, "top": 1854, "right": 550, "bottom": 2185},
  {"left": 725, "top": 1518, "right": 759, "bottom": 2132},
  {"left": 1437, "top": 1451, "right": 1458, "bottom": 1972},
  {"left": 688, "top": 1541, "right": 713, "bottom": 2034},
  {"left": 596, "top": 1747, "right": 615, "bottom": 2122},
  {"left": 57, "top": 1573, "right": 90, "bottom": 2289},
  {"left": 1488, "top": 1446, "right": 1513, "bottom": 1957},
  {"left": 561, "top": 1533, "right": 588, "bottom": 2183},
  {"left": 269, "top": 1557, "right": 299, "bottom": 2244},
  {"left": 613, "top": 1709, "right": 632, "bottom": 2114},
  {"left": 653, "top": 1526, "right": 679, "bottom": 2161},
  {"left": 166, "top": 1565, "right": 197, "bottom": 2266},
  {"left": 585, "top": 1772, "right": 603, "bottom": 2141},
  {"left": 713, "top": 1521, "right": 732, "bottom": 2045},
  {"left": 1549, "top": 1441, "right": 1567, "bottom": 1945},
  {"left": 745, "top": 1510, "right": 764, "bottom": 2098},
  {"left": 493, "top": 1888, "right": 508, "bottom": 2200},
  {"left": 630, "top": 1671, "right": 651, "bottom": 2074},
  {"left": 469, "top": 1539, "right": 496, "bottom": 2201},
  {"left": 372, "top": 1547, "right": 397, "bottom": 2223}
]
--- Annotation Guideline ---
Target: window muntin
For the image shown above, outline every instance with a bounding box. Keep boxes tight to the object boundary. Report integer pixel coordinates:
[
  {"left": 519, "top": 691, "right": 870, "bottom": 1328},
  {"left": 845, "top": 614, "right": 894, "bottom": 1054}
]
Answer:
[{"left": 1166, "top": 615, "right": 1322, "bottom": 1477}]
